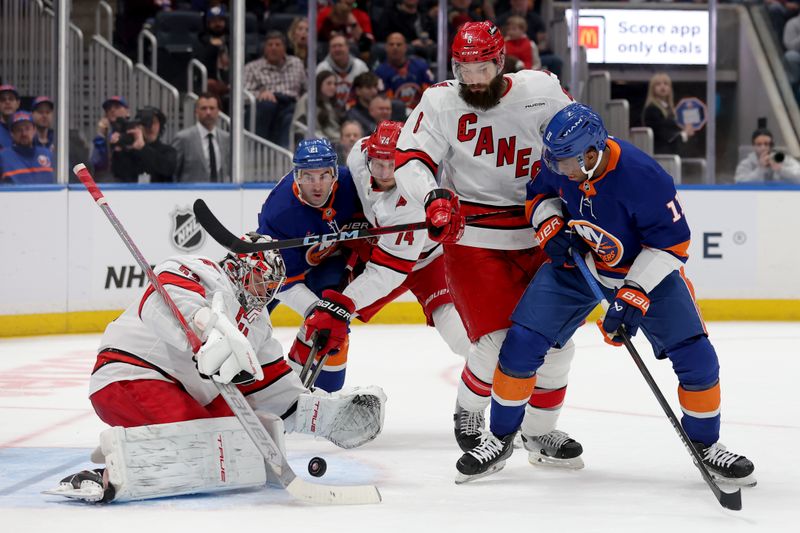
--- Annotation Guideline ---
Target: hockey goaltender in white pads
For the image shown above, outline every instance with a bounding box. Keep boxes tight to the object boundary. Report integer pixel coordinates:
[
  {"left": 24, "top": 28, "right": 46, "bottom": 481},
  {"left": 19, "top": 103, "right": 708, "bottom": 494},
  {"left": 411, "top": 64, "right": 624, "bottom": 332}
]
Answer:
[{"left": 44, "top": 386, "right": 386, "bottom": 503}]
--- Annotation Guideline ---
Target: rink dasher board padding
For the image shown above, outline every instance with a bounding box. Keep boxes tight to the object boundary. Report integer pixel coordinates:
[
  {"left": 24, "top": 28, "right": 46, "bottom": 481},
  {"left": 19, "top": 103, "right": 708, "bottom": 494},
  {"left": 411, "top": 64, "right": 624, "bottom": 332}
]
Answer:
[{"left": 1, "top": 185, "right": 799, "bottom": 337}]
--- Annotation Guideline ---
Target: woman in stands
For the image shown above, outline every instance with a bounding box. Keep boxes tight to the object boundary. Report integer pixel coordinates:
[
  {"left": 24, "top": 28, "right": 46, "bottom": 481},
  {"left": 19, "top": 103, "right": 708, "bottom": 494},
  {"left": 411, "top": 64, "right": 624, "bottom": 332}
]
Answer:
[
  {"left": 642, "top": 72, "right": 695, "bottom": 155},
  {"left": 292, "top": 70, "right": 343, "bottom": 145}
]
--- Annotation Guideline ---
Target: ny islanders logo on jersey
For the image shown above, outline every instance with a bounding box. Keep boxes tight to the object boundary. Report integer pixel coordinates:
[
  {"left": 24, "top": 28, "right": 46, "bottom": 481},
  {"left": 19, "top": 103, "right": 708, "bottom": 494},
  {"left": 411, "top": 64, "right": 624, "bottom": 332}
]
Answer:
[
  {"left": 170, "top": 206, "right": 205, "bottom": 252},
  {"left": 37, "top": 154, "right": 51, "bottom": 167},
  {"left": 569, "top": 220, "right": 624, "bottom": 267}
]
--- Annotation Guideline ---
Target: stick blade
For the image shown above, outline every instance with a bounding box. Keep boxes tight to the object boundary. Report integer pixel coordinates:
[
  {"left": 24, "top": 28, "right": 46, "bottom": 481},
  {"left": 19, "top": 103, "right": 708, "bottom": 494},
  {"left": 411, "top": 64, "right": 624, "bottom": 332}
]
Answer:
[
  {"left": 286, "top": 478, "right": 382, "bottom": 505},
  {"left": 193, "top": 199, "right": 257, "bottom": 253},
  {"left": 716, "top": 486, "right": 742, "bottom": 511}
]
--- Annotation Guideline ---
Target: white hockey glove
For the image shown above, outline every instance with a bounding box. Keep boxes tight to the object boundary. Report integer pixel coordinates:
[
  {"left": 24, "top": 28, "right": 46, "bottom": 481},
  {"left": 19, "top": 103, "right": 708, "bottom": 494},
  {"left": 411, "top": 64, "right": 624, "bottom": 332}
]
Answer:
[
  {"left": 289, "top": 386, "right": 387, "bottom": 449},
  {"left": 193, "top": 292, "right": 263, "bottom": 385}
]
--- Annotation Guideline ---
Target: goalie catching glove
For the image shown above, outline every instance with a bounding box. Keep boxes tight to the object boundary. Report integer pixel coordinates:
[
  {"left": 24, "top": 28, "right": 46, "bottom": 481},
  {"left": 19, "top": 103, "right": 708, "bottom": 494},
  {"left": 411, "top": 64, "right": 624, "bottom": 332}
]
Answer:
[{"left": 193, "top": 292, "right": 263, "bottom": 385}]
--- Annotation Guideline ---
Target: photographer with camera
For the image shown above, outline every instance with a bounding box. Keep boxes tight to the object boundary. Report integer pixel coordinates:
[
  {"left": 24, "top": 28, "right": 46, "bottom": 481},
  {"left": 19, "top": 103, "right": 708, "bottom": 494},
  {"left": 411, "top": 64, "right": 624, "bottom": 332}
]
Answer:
[
  {"left": 90, "top": 96, "right": 130, "bottom": 181},
  {"left": 110, "top": 106, "right": 177, "bottom": 183},
  {"left": 735, "top": 128, "right": 800, "bottom": 184}
]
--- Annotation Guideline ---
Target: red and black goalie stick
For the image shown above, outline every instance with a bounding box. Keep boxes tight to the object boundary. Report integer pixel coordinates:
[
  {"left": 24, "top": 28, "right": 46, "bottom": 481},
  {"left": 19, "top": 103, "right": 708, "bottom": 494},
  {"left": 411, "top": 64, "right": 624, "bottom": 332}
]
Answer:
[
  {"left": 571, "top": 249, "right": 742, "bottom": 511},
  {"left": 73, "top": 163, "right": 381, "bottom": 505}
]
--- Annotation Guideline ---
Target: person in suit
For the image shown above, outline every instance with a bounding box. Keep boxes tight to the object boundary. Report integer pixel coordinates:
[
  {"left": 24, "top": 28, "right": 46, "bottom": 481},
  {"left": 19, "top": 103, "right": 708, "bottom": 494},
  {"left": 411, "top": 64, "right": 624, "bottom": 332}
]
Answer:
[{"left": 172, "top": 92, "right": 230, "bottom": 182}]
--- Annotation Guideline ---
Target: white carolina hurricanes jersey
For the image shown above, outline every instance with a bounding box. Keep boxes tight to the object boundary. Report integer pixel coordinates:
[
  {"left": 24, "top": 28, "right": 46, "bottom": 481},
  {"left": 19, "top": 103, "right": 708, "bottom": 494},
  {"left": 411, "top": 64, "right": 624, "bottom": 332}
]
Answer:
[
  {"left": 343, "top": 137, "right": 442, "bottom": 310},
  {"left": 394, "top": 69, "right": 573, "bottom": 250},
  {"left": 90, "top": 255, "right": 284, "bottom": 406}
]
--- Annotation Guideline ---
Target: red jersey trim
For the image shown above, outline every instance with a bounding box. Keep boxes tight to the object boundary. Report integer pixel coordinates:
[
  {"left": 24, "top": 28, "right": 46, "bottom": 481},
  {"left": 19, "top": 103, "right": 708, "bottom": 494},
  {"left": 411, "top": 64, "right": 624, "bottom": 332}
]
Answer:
[
  {"left": 371, "top": 246, "right": 416, "bottom": 274},
  {"left": 138, "top": 271, "right": 206, "bottom": 318},
  {"left": 395, "top": 148, "right": 438, "bottom": 178}
]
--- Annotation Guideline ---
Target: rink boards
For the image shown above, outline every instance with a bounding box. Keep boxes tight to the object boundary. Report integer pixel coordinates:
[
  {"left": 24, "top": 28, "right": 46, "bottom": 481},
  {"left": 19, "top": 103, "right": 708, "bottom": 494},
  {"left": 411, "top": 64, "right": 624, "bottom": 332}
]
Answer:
[{"left": 1, "top": 184, "right": 799, "bottom": 336}]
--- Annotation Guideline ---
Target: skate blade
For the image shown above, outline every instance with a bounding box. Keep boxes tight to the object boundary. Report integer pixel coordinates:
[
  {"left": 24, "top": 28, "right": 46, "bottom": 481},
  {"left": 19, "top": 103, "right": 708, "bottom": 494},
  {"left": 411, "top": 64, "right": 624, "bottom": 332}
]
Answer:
[
  {"left": 512, "top": 434, "right": 524, "bottom": 449},
  {"left": 710, "top": 471, "right": 757, "bottom": 488},
  {"left": 42, "top": 484, "right": 105, "bottom": 502},
  {"left": 527, "top": 451, "right": 585, "bottom": 470},
  {"left": 455, "top": 460, "right": 507, "bottom": 484}
]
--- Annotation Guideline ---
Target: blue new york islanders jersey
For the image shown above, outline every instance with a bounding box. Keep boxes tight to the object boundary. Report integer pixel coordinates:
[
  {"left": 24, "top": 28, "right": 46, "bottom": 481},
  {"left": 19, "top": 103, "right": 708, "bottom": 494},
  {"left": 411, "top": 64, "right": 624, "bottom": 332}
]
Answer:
[
  {"left": 0, "top": 144, "right": 55, "bottom": 184},
  {"left": 375, "top": 58, "right": 434, "bottom": 109},
  {"left": 256, "top": 166, "right": 366, "bottom": 290},
  {"left": 526, "top": 138, "right": 690, "bottom": 283}
]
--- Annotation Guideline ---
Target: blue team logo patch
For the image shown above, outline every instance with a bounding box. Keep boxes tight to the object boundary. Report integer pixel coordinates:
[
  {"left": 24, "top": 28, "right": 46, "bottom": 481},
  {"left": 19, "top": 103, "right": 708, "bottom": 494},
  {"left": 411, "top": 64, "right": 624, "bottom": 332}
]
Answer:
[
  {"left": 305, "top": 240, "right": 340, "bottom": 267},
  {"left": 569, "top": 220, "right": 624, "bottom": 267},
  {"left": 37, "top": 154, "right": 51, "bottom": 167}
]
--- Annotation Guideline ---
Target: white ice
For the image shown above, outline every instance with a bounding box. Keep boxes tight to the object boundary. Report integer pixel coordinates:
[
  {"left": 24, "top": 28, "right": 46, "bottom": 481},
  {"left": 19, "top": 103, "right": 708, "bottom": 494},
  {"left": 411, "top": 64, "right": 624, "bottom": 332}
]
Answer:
[{"left": 1, "top": 322, "right": 798, "bottom": 532}]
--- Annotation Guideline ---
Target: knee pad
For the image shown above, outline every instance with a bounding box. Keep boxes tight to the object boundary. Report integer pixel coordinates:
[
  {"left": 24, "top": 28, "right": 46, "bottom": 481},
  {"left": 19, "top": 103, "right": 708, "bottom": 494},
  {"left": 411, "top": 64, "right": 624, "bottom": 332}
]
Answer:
[
  {"left": 457, "top": 329, "right": 507, "bottom": 411},
  {"left": 535, "top": 339, "right": 575, "bottom": 390},
  {"left": 667, "top": 335, "right": 720, "bottom": 388},
  {"left": 498, "top": 323, "right": 551, "bottom": 376}
]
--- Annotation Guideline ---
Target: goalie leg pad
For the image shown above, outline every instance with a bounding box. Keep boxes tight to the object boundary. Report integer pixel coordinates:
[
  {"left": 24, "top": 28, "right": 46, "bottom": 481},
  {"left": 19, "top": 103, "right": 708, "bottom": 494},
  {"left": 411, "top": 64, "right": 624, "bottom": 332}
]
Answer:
[
  {"left": 101, "top": 417, "right": 270, "bottom": 502},
  {"left": 289, "top": 386, "right": 387, "bottom": 449}
]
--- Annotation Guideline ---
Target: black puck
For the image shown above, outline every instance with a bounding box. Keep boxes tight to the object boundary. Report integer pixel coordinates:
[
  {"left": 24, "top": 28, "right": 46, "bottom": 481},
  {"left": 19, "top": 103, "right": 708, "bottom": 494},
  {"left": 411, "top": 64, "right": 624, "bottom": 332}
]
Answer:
[{"left": 308, "top": 456, "right": 327, "bottom": 477}]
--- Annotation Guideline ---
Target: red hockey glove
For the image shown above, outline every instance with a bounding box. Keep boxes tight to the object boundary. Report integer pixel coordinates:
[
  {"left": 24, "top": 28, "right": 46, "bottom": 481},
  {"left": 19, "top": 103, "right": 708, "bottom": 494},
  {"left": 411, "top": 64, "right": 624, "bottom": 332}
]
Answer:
[
  {"left": 303, "top": 290, "right": 355, "bottom": 356},
  {"left": 598, "top": 284, "right": 650, "bottom": 345},
  {"left": 424, "top": 188, "right": 465, "bottom": 244}
]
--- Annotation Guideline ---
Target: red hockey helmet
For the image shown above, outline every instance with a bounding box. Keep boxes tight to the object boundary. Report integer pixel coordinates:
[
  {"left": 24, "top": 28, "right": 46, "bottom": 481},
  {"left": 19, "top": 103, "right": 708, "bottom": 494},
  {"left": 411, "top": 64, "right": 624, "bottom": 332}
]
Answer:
[
  {"left": 366, "top": 120, "right": 403, "bottom": 160},
  {"left": 451, "top": 21, "right": 505, "bottom": 64}
]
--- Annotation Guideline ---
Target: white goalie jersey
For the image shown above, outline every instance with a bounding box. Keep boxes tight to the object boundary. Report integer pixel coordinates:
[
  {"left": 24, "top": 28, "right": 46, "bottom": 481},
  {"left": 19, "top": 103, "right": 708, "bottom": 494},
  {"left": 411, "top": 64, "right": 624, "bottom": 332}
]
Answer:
[
  {"left": 343, "top": 137, "right": 442, "bottom": 311},
  {"left": 394, "top": 69, "right": 573, "bottom": 250},
  {"left": 91, "top": 255, "right": 285, "bottom": 406}
]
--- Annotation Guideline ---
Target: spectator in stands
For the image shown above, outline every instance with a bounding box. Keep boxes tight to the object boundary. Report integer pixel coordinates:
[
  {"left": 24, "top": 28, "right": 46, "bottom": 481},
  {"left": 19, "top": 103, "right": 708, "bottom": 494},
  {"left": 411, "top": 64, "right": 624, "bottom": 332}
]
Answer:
[
  {"left": 0, "top": 112, "right": 54, "bottom": 185},
  {"left": 31, "top": 96, "right": 55, "bottom": 154},
  {"left": 335, "top": 119, "right": 364, "bottom": 162},
  {"left": 287, "top": 17, "right": 309, "bottom": 66},
  {"left": 0, "top": 84, "right": 22, "bottom": 150},
  {"left": 173, "top": 92, "right": 230, "bottom": 182},
  {"left": 91, "top": 96, "right": 131, "bottom": 181},
  {"left": 243, "top": 31, "right": 306, "bottom": 148},
  {"left": 375, "top": 0, "right": 436, "bottom": 61},
  {"left": 318, "top": 1, "right": 373, "bottom": 43},
  {"left": 365, "top": 95, "right": 393, "bottom": 134},
  {"left": 783, "top": 14, "right": 800, "bottom": 101},
  {"left": 496, "top": 0, "right": 562, "bottom": 77},
  {"left": 502, "top": 15, "right": 540, "bottom": 70},
  {"left": 345, "top": 72, "right": 381, "bottom": 134},
  {"left": 317, "top": 34, "right": 370, "bottom": 113},
  {"left": 198, "top": 5, "right": 231, "bottom": 105},
  {"left": 293, "top": 71, "right": 343, "bottom": 145},
  {"left": 734, "top": 128, "right": 800, "bottom": 184},
  {"left": 449, "top": 0, "right": 481, "bottom": 41},
  {"left": 375, "top": 33, "right": 434, "bottom": 111},
  {"left": 110, "top": 106, "right": 177, "bottom": 183},
  {"left": 766, "top": 0, "right": 800, "bottom": 37},
  {"left": 642, "top": 72, "right": 695, "bottom": 155}
]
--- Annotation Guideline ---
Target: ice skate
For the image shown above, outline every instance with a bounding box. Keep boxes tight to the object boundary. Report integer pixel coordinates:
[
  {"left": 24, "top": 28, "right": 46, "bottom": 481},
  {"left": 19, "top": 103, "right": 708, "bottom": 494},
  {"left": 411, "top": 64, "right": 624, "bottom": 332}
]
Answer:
[
  {"left": 455, "top": 432, "right": 515, "bottom": 484},
  {"left": 42, "top": 468, "right": 115, "bottom": 503},
  {"left": 453, "top": 402, "right": 485, "bottom": 452},
  {"left": 522, "top": 430, "right": 584, "bottom": 469},
  {"left": 693, "top": 441, "right": 756, "bottom": 487}
]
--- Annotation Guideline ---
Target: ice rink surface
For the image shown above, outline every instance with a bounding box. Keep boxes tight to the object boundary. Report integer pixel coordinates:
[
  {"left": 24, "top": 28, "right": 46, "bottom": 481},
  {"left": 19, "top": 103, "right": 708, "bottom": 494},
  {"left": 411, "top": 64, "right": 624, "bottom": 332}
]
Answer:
[{"left": 1, "top": 322, "right": 798, "bottom": 532}]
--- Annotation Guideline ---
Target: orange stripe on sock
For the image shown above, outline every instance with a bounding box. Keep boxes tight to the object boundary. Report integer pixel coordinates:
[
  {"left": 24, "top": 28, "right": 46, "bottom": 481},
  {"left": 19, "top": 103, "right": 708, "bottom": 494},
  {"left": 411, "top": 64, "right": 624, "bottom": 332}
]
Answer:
[
  {"left": 678, "top": 382, "right": 720, "bottom": 414},
  {"left": 323, "top": 336, "right": 349, "bottom": 368},
  {"left": 492, "top": 366, "right": 537, "bottom": 402}
]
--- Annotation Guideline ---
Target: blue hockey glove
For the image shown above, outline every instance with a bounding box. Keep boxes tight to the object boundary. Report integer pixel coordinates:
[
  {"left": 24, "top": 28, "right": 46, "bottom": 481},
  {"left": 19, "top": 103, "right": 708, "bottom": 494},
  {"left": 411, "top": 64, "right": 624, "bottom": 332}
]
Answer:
[
  {"left": 598, "top": 284, "right": 650, "bottom": 345},
  {"left": 535, "top": 215, "right": 574, "bottom": 266}
]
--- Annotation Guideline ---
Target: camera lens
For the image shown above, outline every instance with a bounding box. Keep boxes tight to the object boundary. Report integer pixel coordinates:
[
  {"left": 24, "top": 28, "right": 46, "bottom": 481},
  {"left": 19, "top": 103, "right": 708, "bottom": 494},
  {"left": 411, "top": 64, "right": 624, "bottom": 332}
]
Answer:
[{"left": 772, "top": 152, "right": 785, "bottom": 163}]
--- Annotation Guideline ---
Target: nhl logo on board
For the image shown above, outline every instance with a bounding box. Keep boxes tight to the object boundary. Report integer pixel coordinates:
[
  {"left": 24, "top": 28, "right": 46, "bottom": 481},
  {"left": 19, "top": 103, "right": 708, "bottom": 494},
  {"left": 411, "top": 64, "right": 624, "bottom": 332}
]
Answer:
[{"left": 170, "top": 206, "right": 205, "bottom": 252}]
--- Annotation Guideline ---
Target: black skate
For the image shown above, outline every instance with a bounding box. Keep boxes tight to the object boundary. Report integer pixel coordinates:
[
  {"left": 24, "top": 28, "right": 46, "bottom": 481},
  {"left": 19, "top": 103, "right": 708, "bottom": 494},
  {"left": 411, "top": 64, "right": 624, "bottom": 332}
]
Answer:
[
  {"left": 693, "top": 441, "right": 756, "bottom": 487},
  {"left": 455, "top": 432, "right": 515, "bottom": 484},
  {"left": 42, "top": 468, "right": 115, "bottom": 503},
  {"left": 522, "top": 430, "right": 584, "bottom": 469},
  {"left": 454, "top": 403, "right": 485, "bottom": 452}
]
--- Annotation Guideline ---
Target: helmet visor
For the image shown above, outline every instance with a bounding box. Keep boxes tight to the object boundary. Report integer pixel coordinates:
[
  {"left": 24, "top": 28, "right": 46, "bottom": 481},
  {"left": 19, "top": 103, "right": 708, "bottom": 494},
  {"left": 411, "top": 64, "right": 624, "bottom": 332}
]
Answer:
[
  {"left": 452, "top": 60, "right": 499, "bottom": 86},
  {"left": 367, "top": 157, "right": 395, "bottom": 181},
  {"left": 543, "top": 147, "right": 582, "bottom": 176}
]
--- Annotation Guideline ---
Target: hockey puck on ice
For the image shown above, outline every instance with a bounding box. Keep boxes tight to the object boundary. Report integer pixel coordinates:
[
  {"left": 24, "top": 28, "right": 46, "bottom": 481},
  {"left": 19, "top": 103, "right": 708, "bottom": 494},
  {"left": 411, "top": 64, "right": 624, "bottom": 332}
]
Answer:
[{"left": 308, "top": 457, "right": 327, "bottom": 477}]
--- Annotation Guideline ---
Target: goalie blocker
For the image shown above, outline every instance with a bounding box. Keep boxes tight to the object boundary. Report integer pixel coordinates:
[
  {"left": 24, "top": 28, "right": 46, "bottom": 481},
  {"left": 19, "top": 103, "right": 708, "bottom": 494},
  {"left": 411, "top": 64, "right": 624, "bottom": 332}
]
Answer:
[{"left": 45, "top": 386, "right": 387, "bottom": 503}]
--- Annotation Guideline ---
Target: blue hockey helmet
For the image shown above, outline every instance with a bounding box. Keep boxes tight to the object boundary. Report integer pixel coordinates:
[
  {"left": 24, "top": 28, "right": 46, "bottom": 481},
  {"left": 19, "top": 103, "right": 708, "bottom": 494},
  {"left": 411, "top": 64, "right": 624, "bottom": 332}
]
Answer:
[
  {"left": 293, "top": 138, "right": 338, "bottom": 177},
  {"left": 543, "top": 103, "right": 608, "bottom": 179}
]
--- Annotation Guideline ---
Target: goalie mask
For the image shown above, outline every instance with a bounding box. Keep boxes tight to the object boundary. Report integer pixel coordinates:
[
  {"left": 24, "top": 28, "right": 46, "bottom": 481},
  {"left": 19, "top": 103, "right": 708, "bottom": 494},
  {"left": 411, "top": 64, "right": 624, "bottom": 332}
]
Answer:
[{"left": 221, "top": 233, "right": 286, "bottom": 315}]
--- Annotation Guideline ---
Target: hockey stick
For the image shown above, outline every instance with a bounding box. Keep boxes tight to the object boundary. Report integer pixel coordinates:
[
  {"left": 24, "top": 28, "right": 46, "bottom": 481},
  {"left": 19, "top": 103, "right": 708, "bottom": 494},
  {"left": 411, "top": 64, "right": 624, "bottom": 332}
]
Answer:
[
  {"left": 193, "top": 198, "right": 524, "bottom": 253},
  {"left": 571, "top": 250, "right": 742, "bottom": 511},
  {"left": 74, "top": 164, "right": 381, "bottom": 505}
]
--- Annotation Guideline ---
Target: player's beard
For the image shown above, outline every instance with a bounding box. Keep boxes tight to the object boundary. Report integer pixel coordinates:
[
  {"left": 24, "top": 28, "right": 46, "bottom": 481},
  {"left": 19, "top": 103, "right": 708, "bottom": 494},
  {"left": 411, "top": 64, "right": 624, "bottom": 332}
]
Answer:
[{"left": 458, "top": 75, "right": 505, "bottom": 111}]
